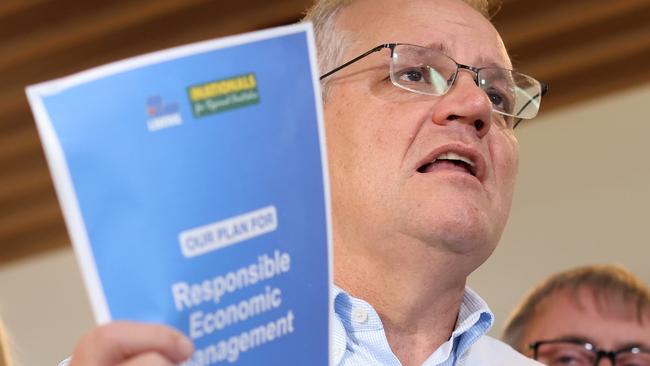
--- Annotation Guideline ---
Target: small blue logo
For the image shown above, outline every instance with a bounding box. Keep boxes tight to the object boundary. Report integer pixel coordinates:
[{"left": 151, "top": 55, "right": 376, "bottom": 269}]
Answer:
[{"left": 146, "top": 96, "right": 182, "bottom": 131}]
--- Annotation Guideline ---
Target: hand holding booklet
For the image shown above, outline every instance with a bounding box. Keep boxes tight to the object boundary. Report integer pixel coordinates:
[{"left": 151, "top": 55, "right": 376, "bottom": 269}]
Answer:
[{"left": 26, "top": 23, "right": 331, "bottom": 365}]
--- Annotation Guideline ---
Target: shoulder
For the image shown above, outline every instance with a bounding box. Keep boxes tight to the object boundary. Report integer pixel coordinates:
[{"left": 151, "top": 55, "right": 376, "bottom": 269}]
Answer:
[{"left": 464, "top": 335, "right": 543, "bottom": 365}]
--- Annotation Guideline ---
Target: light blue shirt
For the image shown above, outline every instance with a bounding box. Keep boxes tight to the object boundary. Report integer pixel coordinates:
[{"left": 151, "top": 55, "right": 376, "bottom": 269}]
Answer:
[
  {"left": 331, "top": 285, "right": 542, "bottom": 366},
  {"left": 59, "top": 287, "right": 540, "bottom": 366}
]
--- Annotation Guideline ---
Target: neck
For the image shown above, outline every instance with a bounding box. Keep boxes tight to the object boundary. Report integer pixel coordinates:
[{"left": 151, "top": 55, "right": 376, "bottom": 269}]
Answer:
[{"left": 334, "top": 233, "right": 472, "bottom": 366}]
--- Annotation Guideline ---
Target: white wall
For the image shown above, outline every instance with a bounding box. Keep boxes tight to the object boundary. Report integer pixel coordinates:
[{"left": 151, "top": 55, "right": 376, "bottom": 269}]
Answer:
[
  {"left": 469, "top": 82, "right": 650, "bottom": 335},
  {"left": 0, "top": 249, "right": 93, "bottom": 366},
  {"left": 2, "top": 82, "right": 650, "bottom": 365}
]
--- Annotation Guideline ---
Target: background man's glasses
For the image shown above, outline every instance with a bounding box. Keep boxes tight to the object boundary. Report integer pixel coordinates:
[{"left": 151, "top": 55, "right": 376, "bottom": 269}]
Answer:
[
  {"left": 320, "top": 43, "right": 548, "bottom": 129},
  {"left": 530, "top": 339, "right": 650, "bottom": 366}
]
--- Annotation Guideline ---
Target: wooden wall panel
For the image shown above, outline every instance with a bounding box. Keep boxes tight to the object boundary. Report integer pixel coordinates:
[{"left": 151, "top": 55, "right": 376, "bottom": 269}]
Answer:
[{"left": 0, "top": 0, "right": 649, "bottom": 264}]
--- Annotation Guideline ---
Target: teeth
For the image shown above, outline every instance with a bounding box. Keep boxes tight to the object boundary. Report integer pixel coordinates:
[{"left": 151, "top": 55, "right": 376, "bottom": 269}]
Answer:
[{"left": 434, "top": 152, "right": 475, "bottom": 169}]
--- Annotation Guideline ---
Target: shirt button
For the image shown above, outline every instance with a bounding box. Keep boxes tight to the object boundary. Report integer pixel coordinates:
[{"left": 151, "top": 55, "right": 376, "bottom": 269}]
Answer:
[{"left": 351, "top": 307, "right": 368, "bottom": 323}]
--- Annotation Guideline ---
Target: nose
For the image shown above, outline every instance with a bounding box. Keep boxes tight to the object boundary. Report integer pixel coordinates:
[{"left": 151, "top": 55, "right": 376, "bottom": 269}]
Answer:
[
  {"left": 430, "top": 72, "right": 493, "bottom": 138},
  {"left": 596, "top": 357, "right": 614, "bottom": 366}
]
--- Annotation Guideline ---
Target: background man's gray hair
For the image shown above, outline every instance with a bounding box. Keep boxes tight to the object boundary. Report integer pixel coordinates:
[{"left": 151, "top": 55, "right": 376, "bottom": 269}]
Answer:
[
  {"left": 302, "top": 0, "right": 502, "bottom": 97},
  {"left": 502, "top": 264, "right": 650, "bottom": 350}
]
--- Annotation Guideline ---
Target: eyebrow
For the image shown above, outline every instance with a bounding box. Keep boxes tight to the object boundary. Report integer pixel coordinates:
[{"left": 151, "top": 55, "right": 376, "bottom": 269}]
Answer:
[
  {"left": 428, "top": 41, "right": 452, "bottom": 55},
  {"left": 616, "top": 341, "right": 650, "bottom": 352},
  {"left": 422, "top": 41, "right": 509, "bottom": 70},
  {"left": 554, "top": 335, "right": 594, "bottom": 344}
]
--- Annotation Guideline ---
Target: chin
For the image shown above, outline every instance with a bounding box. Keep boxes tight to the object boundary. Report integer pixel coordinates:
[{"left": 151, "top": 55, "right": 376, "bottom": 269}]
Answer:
[
  {"left": 439, "top": 223, "right": 496, "bottom": 257},
  {"left": 404, "top": 203, "right": 502, "bottom": 258}
]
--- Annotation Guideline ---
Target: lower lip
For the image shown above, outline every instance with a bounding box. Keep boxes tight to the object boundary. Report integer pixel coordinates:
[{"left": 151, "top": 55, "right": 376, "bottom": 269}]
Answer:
[
  {"left": 421, "top": 161, "right": 473, "bottom": 175},
  {"left": 417, "top": 162, "right": 481, "bottom": 183}
]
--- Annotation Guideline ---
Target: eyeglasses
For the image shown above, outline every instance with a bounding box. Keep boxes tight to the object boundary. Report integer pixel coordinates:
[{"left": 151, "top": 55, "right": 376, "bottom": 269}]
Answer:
[
  {"left": 320, "top": 43, "right": 548, "bottom": 129},
  {"left": 530, "top": 339, "right": 650, "bottom": 366}
]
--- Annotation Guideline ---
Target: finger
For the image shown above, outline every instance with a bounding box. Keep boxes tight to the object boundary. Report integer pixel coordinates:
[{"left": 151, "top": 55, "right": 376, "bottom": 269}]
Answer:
[
  {"left": 70, "top": 321, "right": 193, "bottom": 366},
  {"left": 118, "top": 352, "right": 176, "bottom": 366}
]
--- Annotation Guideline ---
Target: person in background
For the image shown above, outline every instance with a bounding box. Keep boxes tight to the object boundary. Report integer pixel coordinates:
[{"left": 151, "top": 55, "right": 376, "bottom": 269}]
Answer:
[
  {"left": 63, "top": 0, "right": 548, "bottom": 364},
  {"left": 0, "top": 318, "right": 13, "bottom": 366},
  {"left": 503, "top": 264, "right": 650, "bottom": 366}
]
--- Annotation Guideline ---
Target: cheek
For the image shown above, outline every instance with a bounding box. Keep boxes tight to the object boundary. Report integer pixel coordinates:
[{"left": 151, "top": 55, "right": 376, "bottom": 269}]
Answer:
[
  {"left": 324, "top": 97, "right": 424, "bottom": 217},
  {"left": 324, "top": 97, "right": 384, "bottom": 199},
  {"left": 492, "top": 133, "right": 520, "bottom": 191},
  {"left": 326, "top": 98, "right": 412, "bottom": 168},
  {"left": 486, "top": 133, "right": 519, "bottom": 228}
]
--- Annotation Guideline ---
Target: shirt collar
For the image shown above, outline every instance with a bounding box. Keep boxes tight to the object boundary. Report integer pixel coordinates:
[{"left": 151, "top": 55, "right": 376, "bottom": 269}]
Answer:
[
  {"left": 331, "top": 285, "right": 494, "bottom": 365},
  {"left": 446, "top": 287, "right": 494, "bottom": 364}
]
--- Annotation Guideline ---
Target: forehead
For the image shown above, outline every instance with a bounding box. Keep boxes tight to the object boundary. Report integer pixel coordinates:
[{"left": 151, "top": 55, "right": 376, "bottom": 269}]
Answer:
[
  {"left": 525, "top": 288, "right": 650, "bottom": 349},
  {"left": 338, "top": 0, "right": 511, "bottom": 68}
]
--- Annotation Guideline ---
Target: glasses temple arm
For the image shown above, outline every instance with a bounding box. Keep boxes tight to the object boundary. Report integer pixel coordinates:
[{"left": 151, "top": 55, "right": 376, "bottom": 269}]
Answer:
[
  {"left": 320, "top": 44, "right": 391, "bottom": 80},
  {"left": 512, "top": 83, "right": 548, "bottom": 128}
]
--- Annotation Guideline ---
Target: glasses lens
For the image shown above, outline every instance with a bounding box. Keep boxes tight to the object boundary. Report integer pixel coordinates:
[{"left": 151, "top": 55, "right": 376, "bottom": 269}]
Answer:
[
  {"left": 535, "top": 342, "right": 595, "bottom": 366},
  {"left": 389, "top": 44, "right": 457, "bottom": 96},
  {"left": 389, "top": 44, "right": 544, "bottom": 124},
  {"left": 479, "top": 68, "right": 543, "bottom": 120},
  {"left": 616, "top": 349, "right": 650, "bottom": 366}
]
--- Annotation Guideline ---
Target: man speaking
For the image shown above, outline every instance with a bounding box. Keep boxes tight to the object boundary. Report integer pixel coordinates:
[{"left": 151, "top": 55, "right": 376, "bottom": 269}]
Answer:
[{"left": 64, "top": 0, "right": 547, "bottom": 364}]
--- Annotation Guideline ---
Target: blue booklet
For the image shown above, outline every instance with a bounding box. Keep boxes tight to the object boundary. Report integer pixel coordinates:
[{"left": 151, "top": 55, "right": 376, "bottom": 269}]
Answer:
[{"left": 27, "top": 23, "right": 331, "bottom": 365}]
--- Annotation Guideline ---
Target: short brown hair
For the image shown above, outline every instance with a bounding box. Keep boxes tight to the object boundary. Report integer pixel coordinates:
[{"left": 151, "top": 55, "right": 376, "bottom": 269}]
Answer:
[{"left": 502, "top": 264, "right": 650, "bottom": 350}]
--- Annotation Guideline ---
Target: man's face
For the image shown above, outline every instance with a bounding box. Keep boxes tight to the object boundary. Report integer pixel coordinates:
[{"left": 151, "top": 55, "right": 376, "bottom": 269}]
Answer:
[
  {"left": 324, "top": 0, "right": 519, "bottom": 263},
  {"left": 519, "top": 288, "right": 650, "bottom": 364}
]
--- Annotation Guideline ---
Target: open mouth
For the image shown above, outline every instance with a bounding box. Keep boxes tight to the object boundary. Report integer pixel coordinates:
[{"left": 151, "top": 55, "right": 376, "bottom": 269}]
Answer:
[{"left": 417, "top": 151, "right": 477, "bottom": 176}]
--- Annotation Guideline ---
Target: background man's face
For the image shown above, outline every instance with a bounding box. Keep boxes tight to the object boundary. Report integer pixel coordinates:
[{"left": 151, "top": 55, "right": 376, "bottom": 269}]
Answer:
[
  {"left": 520, "top": 288, "right": 650, "bottom": 357},
  {"left": 324, "top": 0, "right": 519, "bottom": 266}
]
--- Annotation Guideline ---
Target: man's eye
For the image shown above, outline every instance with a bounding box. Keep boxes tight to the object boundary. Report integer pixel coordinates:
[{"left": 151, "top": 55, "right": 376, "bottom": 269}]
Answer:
[
  {"left": 406, "top": 70, "right": 423, "bottom": 82},
  {"left": 488, "top": 92, "right": 503, "bottom": 106},
  {"left": 550, "top": 355, "right": 586, "bottom": 366},
  {"left": 397, "top": 67, "right": 428, "bottom": 83},
  {"left": 486, "top": 88, "right": 513, "bottom": 111}
]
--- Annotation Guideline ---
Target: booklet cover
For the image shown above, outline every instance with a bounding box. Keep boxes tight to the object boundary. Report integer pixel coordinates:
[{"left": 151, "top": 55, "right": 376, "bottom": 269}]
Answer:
[{"left": 26, "top": 23, "right": 331, "bottom": 365}]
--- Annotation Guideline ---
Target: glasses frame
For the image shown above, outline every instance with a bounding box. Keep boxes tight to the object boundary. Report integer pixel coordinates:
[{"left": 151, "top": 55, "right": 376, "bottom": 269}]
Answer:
[
  {"left": 530, "top": 339, "right": 650, "bottom": 366},
  {"left": 320, "top": 43, "right": 548, "bottom": 129}
]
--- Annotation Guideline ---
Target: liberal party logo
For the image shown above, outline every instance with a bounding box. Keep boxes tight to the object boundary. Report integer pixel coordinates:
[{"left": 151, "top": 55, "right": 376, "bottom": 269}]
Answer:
[
  {"left": 187, "top": 73, "right": 260, "bottom": 118},
  {"left": 146, "top": 96, "right": 182, "bottom": 132}
]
